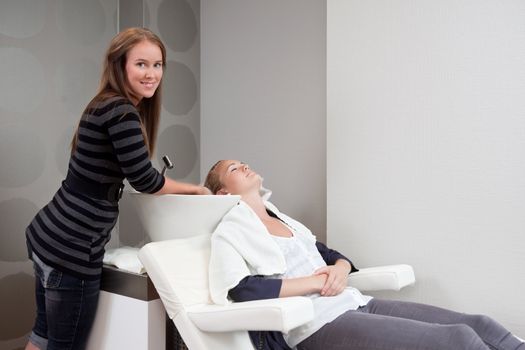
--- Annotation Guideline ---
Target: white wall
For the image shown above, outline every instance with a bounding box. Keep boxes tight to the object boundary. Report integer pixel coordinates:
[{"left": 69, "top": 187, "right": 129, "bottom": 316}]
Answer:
[
  {"left": 327, "top": 0, "right": 525, "bottom": 336},
  {"left": 201, "top": 0, "right": 327, "bottom": 241}
]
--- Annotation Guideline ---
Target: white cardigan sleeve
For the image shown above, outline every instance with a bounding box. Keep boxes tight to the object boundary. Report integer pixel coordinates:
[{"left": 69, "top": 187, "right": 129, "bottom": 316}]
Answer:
[
  {"left": 208, "top": 201, "right": 287, "bottom": 305},
  {"left": 209, "top": 232, "right": 252, "bottom": 305}
]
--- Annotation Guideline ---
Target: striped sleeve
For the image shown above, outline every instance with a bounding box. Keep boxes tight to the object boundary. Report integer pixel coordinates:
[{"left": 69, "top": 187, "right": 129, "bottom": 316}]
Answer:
[{"left": 105, "top": 104, "right": 165, "bottom": 193}]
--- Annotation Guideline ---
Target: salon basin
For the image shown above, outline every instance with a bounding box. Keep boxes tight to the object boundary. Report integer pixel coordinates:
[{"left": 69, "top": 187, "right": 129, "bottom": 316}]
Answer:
[{"left": 125, "top": 192, "right": 240, "bottom": 242}]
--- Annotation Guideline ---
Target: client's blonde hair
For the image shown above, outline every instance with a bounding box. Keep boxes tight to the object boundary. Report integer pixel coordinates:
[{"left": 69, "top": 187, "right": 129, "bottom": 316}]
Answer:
[{"left": 203, "top": 160, "right": 225, "bottom": 194}]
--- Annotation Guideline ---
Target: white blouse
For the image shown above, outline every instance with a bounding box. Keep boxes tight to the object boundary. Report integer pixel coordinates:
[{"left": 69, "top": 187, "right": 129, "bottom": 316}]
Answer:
[{"left": 271, "top": 223, "right": 372, "bottom": 348}]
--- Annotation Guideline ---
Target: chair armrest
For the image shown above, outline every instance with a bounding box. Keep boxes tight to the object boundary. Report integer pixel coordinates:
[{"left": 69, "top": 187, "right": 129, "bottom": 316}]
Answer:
[
  {"left": 348, "top": 264, "right": 415, "bottom": 291},
  {"left": 186, "top": 296, "right": 314, "bottom": 333}
]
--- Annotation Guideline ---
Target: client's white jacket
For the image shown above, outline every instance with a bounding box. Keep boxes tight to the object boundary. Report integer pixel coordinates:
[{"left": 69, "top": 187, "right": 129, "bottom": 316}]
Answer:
[{"left": 209, "top": 200, "right": 317, "bottom": 305}]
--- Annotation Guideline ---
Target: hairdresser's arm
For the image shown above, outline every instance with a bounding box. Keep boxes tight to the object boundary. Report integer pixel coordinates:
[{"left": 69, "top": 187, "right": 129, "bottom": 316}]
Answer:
[
  {"left": 105, "top": 102, "right": 210, "bottom": 195},
  {"left": 154, "top": 176, "right": 210, "bottom": 195},
  {"left": 107, "top": 107, "right": 165, "bottom": 194}
]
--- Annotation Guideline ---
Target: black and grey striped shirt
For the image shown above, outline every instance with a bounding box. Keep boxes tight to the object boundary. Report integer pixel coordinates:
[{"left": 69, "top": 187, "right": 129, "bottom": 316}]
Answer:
[{"left": 26, "top": 97, "right": 165, "bottom": 280}]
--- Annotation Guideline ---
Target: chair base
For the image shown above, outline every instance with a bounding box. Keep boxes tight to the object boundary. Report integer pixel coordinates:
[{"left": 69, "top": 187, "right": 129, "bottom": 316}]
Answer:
[{"left": 166, "top": 318, "right": 189, "bottom": 350}]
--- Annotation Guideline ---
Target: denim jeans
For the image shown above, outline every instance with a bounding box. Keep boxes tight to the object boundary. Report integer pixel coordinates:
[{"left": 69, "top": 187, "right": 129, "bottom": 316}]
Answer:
[
  {"left": 297, "top": 298, "right": 525, "bottom": 350},
  {"left": 29, "top": 252, "right": 101, "bottom": 350}
]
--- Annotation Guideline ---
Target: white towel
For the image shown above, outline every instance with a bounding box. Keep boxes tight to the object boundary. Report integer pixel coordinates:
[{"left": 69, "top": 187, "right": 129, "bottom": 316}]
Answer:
[
  {"left": 103, "top": 246, "right": 145, "bottom": 274},
  {"left": 200, "top": 177, "right": 272, "bottom": 200},
  {"left": 259, "top": 183, "right": 272, "bottom": 200},
  {"left": 209, "top": 200, "right": 316, "bottom": 305}
]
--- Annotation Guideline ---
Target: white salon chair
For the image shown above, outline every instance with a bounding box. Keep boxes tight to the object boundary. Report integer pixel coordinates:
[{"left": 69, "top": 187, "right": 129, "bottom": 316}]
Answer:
[{"left": 139, "top": 233, "right": 415, "bottom": 350}]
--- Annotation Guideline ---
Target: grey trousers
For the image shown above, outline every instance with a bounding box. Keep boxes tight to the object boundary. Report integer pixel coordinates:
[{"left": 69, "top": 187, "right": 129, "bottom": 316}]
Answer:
[{"left": 297, "top": 299, "right": 525, "bottom": 350}]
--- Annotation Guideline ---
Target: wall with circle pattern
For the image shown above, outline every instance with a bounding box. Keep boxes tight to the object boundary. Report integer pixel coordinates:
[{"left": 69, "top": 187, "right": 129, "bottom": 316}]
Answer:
[{"left": 0, "top": 0, "right": 200, "bottom": 348}]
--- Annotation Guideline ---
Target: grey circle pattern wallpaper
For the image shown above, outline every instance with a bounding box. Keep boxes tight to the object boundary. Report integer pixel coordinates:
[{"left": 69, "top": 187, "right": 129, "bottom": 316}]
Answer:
[
  {"left": 158, "top": 0, "right": 198, "bottom": 52},
  {"left": 0, "top": 0, "right": 200, "bottom": 348},
  {"left": 0, "top": 48, "right": 46, "bottom": 115},
  {"left": 157, "top": 124, "right": 198, "bottom": 179},
  {"left": 0, "top": 126, "right": 46, "bottom": 188},
  {"left": 57, "top": 0, "right": 107, "bottom": 45},
  {"left": 54, "top": 57, "right": 101, "bottom": 114},
  {"left": 0, "top": 0, "right": 46, "bottom": 39},
  {"left": 0, "top": 199, "right": 38, "bottom": 262},
  {"left": 163, "top": 60, "right": 198, "bottom": 116}
]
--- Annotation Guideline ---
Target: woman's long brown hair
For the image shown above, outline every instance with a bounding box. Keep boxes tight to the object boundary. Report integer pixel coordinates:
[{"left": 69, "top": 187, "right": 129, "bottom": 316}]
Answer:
[{"left": 71, "top": 27, "right": 166, "bottom": 157}]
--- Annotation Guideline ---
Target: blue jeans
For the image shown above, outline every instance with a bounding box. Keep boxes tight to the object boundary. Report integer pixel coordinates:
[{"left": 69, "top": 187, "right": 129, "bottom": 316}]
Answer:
[{"left": 29, "top": 253, "right": 101, "bottom": 350}]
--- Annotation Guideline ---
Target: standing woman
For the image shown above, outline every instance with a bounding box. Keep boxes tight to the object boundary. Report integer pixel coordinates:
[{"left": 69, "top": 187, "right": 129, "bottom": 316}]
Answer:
[{"left": 25, "top": 28, "right": 209, "bottom": 350}]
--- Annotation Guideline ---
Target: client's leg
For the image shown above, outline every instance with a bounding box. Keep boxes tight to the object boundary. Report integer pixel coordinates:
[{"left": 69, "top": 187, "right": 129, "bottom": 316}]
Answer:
[
  {"left": 297, "top": 308, "right": 489, "bottom": 350},
  {"left": 363, "top": 299, "right": 524, "bottom": 350}
]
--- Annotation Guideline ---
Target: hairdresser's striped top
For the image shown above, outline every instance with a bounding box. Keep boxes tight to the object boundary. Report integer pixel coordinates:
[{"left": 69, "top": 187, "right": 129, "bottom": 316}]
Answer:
[{"left": 26, "top": 97, "right": 165, "bottom": 280}]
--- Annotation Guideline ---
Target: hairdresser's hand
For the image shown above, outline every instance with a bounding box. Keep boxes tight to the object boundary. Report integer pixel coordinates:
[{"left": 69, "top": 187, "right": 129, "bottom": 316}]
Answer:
[
  {"left": 314, "top": 259, "right": 351, "bottom": 296},
  {"left": 195, "top": 186, "right": 212, "bottom": 195},
  {"left": 156, "top": 178, "right": 212, "bottom": 195}
]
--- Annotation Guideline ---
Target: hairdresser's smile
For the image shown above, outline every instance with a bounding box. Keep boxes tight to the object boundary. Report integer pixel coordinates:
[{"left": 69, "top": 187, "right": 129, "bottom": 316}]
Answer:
[
  {"left": 126, "top": 40, "right": 163, "bottom": 105},
  {"left": 141, "top": 80, "right": 157, "bottom": 89}
]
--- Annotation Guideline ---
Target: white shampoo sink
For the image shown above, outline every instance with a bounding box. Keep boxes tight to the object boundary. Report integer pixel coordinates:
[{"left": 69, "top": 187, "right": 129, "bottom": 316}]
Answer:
[{"left": 125, "top": 193, "right": 240, "bottom": 242}]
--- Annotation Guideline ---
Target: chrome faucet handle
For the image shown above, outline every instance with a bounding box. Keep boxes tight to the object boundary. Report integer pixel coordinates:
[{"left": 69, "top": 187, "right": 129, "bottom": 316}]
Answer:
[{"left": 161, "top": 155, "right": 174, "bottom": 176}]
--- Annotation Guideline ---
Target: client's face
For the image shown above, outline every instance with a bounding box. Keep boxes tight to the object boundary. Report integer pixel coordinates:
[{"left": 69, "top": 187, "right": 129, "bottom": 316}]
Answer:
[{"left": 216, "top": 160, "right": 261, "bottom": 195}]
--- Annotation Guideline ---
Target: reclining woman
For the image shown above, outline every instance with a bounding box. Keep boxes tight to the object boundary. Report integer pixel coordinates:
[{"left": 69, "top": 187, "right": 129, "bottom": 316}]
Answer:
[{"left": 205, "top": 160, "right": 524, "bottom": 350}]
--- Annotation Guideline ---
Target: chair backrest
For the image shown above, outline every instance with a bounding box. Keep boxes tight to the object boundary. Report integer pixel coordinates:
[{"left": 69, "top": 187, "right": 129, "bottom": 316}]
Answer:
[{"left": 139, "top": 234, "right": 254, "bottom": 350}]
